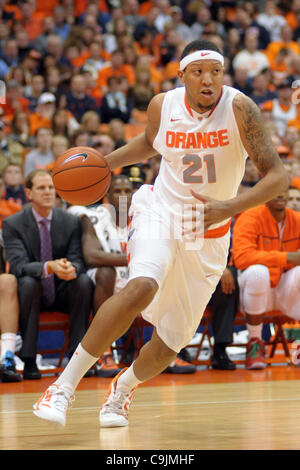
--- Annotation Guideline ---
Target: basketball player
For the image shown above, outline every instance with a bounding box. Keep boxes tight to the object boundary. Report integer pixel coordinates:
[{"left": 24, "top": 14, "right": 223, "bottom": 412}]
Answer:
[{"left": 33, "top": 40, "right": 288, "bottom": 427}]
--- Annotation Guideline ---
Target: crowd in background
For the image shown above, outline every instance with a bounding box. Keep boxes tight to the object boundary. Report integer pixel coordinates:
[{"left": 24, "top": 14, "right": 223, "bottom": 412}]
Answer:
[
  {"left": 1, "top": 0, "right": 300, "bottom": 380},
  {"left": 0, "top": 0, "right": 300, "bottom": 202}
]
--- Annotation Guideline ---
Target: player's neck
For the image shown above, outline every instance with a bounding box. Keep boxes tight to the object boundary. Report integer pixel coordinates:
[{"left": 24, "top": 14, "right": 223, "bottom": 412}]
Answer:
[{"left": 188, "top": 89, "right": 222, "bottom": 116}]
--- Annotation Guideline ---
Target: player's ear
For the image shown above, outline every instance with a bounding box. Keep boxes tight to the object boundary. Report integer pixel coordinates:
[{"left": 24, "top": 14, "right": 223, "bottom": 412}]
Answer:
[{"left": 177, "top": 69, "right": 185, "bottom": 84}]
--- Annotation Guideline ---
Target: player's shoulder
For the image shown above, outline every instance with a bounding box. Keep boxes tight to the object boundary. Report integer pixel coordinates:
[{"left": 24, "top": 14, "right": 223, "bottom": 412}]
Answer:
[
  {"left": 149, "top": 87, "right": 183, "bottom": 109},
  {"left": 68, "top": 204, "right": 109, "bottom": 220},
  {"left": 67, "top": 205, "right": 90, "bottom": 217}
]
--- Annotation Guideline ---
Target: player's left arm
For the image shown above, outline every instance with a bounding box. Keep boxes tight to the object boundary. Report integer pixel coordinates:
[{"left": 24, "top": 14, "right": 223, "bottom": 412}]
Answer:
[
  {"left": 192, "top": 94, "right": 289, "bottom": 229},
  {"left": 230, "top": 93, "right": 289, "bottom": 212}
]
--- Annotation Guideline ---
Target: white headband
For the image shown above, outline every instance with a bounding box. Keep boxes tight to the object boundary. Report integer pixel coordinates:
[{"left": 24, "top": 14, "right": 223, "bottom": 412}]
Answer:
[{"left": 179, "top": 50, "right": 224, "bottom": 71}]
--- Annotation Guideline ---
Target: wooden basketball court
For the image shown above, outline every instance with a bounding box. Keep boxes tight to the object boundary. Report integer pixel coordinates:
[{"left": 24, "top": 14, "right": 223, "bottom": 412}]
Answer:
[{"left": 1, "top": 366, "right": 300, "bottom": 451}]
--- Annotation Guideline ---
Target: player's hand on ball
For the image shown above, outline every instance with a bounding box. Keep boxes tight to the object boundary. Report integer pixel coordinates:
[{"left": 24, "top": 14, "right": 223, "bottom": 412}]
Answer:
[{"left": 190, "top": 190, "right": 231, "bottom": 232}]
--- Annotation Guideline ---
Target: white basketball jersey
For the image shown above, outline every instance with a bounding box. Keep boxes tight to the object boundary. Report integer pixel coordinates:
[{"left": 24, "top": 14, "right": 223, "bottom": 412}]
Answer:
[
  {"left": 152, "top": 85, "right": 248, "bottom": 229},
  {"left": 68, "top": 205, "right": 129, "bottom": 283},
  {"left": 272, "top": 99, "right": 297, "bottom": 137}
]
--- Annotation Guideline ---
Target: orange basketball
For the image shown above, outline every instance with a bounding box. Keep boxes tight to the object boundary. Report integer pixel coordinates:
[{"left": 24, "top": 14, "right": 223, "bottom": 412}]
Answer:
[{"left": 52, "top": 146, "right": 111, "bottom": 206}]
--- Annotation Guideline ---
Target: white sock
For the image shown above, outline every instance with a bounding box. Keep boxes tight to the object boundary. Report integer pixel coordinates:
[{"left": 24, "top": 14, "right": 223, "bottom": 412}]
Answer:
[
  {"left": 247, "top": 323, "right": 263, "bottom": 340},
  {"left": 54, "top": 343, "right": 98, "bottom": 394},
  {"left": 1, "top": 333, "right": 17, "bottom": 359},
  {"left": 117, "top": 363, "right": 143, "bottom": 392}
]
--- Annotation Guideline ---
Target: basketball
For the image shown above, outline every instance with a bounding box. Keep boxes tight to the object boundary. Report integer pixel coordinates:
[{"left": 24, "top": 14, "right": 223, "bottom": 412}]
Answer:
[{"left": 52, "top": 146, "right": 111, "bottom": 206}]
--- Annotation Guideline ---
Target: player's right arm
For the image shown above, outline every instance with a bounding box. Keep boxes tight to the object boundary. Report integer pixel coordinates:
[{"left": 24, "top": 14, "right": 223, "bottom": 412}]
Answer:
[
  {"left": 105, "top": 93, "right": 165, "bottom": 171},
  {"left": 80, "top": 215, "right": 127, "bottom": 267}
]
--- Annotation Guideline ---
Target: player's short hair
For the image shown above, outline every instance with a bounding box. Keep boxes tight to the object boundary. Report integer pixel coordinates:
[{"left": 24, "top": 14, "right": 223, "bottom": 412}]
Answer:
[{"left": 180, "top": 40, "right": 222, "bottom": 61}]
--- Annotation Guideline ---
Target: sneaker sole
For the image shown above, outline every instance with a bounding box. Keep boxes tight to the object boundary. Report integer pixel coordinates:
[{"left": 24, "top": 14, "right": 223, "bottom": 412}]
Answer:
[
  {"left": 246, "top": 362, "right": 266, "bottom": 370},
  {"left": 99, "top": 414, "right": 128, "bottom": 428},
  {"left": 33, "top": 407, "right": 66, "bottom": 427}
]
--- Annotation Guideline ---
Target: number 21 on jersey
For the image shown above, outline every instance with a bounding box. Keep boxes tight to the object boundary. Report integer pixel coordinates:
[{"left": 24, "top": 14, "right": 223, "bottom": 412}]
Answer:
[{"left": 182, "top": 154, "right": 216, "bottom": 184}]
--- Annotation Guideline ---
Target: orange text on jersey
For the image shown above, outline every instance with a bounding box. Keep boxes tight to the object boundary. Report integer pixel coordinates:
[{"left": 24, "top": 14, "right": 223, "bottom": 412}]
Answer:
[{"left": 166, "top": 129, "right": 229, "bottom": 149}]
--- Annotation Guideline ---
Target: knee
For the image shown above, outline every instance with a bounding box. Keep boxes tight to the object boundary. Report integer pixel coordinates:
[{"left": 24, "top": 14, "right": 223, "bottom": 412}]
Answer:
[
  {"left": 243, "top": 265, "right": 270, "bottom": 293},
  {"left": 18, "top": 276, "right": 41, "bottom": 296},
  {"left": 150, "top": 336, "right": 177, "bottom": 365},
  {"left": 74, "top": 273, "right": 94, "bottom": 293},
  {"left": 0, "top": 273, "right": 18, "bottom": 295},
  {"left": 95, "top": 266, "right": 116, "bottom": 289},
  {"left": 291, "top": 266, "right": 300, "bottom": 285},
  {"left": 126, "top": 277, "right": 158, "bottom": 307}
]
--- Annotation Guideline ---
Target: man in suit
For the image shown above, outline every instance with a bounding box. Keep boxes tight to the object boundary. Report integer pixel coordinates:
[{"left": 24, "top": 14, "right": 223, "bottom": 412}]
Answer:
[{"left": 2, "top": 169, "right": 94, "bottom": 379}]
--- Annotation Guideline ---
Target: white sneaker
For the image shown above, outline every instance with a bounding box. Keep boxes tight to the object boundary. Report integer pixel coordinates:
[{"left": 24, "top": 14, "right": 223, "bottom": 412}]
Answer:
[
  {"left": 33, "top": 384, "right": 74, "bottom": 427},
  {"left": 99, "top": 368, "right": 138, "bottom": 428}
]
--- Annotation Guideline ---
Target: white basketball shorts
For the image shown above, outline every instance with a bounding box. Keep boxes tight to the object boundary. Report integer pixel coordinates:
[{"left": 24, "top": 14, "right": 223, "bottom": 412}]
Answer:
[{"left": 127, "top": 185, "right": 230, "bottom": 353}]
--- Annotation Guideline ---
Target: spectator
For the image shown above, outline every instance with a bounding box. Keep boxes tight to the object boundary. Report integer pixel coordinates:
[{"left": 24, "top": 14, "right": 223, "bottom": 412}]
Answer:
[
  {"left": 1, "top": 79, "right": 30, "bottom": 123},
  {"left": 51, "top": 109, "right": 79, "bottom": 140},
  {"left": 81, "top": 111, "right": 101, "bottom": 136},
  {"left": 45, "top": 34, "right": 71, "bottom": 69},
  {"left": 29, "top": 92, "right": 57, "bottom": 136},
  {"left": 123, "top": 0, "right": 144, "bottom": 30},
  {"left": 224, "top": 28, "right": 242, "bottom": 63},
  {"left": 25, "top": 75, "right": 46, "bottom": 112},
  {"left": 250, "top": 72, "right": 278, "bottom": 105},
  {"left": 44, "top": 66, "right": 61, "bottom": 97},
  {"left": 2, "top": 169, "right": 94, "bottom": 380},
  {"left": 70, "top": 128, "right": 90, "bottom": 148},
  {"left": 0, "top": 39, "right": 19, "bottom": 79},
  {"left": 0, "top": 121, "right": 24, "bottom": 175},
  {"left": 0, "top": 172, "right": 21, "bottom": 228},
  {"left": 24, "top": 127, "right": 54, "bottom": 176},
  {"left": 288, "top": 185, "right": 300, "bottom": 211},
  {"left": 83, "top": 42, "right": 110, "bottom": 79},
  {"left": 65, "top": 74, "right": 99, "bottom": 122},
  {"left": 81, "top": 67, "right": 103, "bottom": 107},
  {"left": 100, "top": 76, "right": 133, "bottom": 124},
  {"left": 265, "top": 24, "right": 300, "bottom": 74},
  {"left": 32, "top": 16, "right": 56, "bottom": 55},
  {"left": 46, "top": 135, "right": 69, "bottom": 172},
  {"left": 10, "top": 111, "right": 34, "bottom": 148},
  {"left": 91, "top": 134, "right": 115, "bottom": 157},
  {"left": 232, "top": 67, "right": 253, "bottom": 96},
  {"left": 153, "top": 0, "right": 172, "bottom": 34},
  {"left": 108, "top": 119, "right": 127, "bottom": 149},
  {"left": 232, "top": 31, "right": 270, "bottom": 79},
  {"left": 19, "top": 0, "right": 44, "bottom": 41},
  {"left": 128, "top": 66, "right": 155, "bottom": 112},
  {"left": 261, "top": 76, "right": 297, "bottom": 137},
  {"left": 169, "top": 6, "right": 193, "bottom": 43},
  {"left": 97, "top": 49, "right": 135, "bottom": 96},
  {"left": 77, "top": 3, "right": 110, "bottom": 33},
  {"left": 0, "top": 273, "right": 22, "bottom": 382},
  {"left": 52, "top": 6, "right": 71, "bottom": 42},
  {"left": 234, "top": 3, "right": 270, "bottom": 50},
  {"left": 232, "top": 191, "right": 300, "bottom": 369},
  {"left": 15, "top": 29, "right": 31, "bottom": 63},
  {"left": 3, "top": 163, "right": 27, "bottom": 206},
  {"left": 257, "top": 0, "right": 287, "bottom": 42},
  {"left": 134, "top": 7, "right": 159, "bottom": 43}
]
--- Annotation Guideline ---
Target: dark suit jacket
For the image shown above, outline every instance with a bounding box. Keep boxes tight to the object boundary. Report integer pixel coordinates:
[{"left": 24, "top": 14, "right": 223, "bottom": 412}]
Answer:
[{"left": 2, "top": 206, "right": 86, "bottom": 280}]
